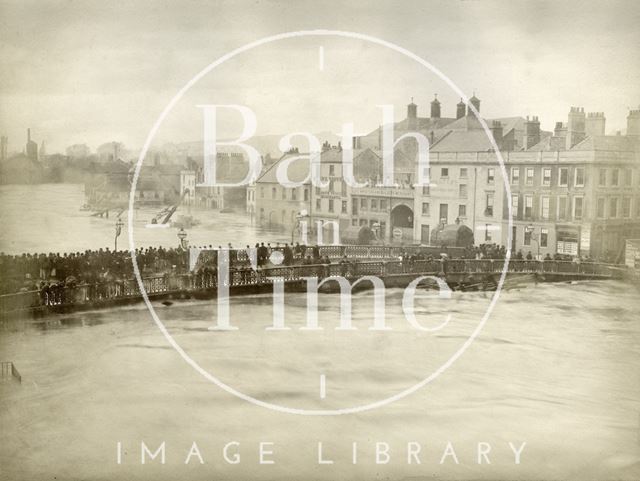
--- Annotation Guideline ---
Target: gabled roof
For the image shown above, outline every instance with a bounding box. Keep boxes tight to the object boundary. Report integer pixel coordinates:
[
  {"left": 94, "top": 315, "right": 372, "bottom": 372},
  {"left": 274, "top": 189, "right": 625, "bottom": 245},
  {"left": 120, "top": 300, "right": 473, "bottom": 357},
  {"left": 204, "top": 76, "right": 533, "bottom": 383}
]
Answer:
[
  {"left": 492, "top": 117, "right": 526, "bottom": 136},
  {"left": 443, "top": 115, "right": 484, "bottom": 131},
  {"left": 570, "top": 135, "right": 640, "bottom": 152},
  {"left": 256, "top": 147, "right": 384, "bottom": 184},
  {"left": 527, "top": 134, "right": 640, "bottom": 153},
  {"left": 389, "top": 117, "right": 458, "bottom": 133},
  {"left": 527, "top": 135, "right": 566, "bottom": 152},
  {"left": 257, "top": 151, "right": 311, "bottom": 184},
  {"left": 429, "top": 130, "right": 495, "bottom": 153}
]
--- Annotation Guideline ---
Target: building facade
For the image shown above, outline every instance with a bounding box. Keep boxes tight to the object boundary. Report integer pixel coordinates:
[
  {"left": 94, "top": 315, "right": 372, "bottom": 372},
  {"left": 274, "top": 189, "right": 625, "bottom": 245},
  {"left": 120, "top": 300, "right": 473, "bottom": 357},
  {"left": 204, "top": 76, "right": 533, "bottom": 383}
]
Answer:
[
  {"left": 246, "top": 99, "right": 640, "bottom": 259},
  {"left": 249, "top": 149, "right": 312, "bottom": 230},
  {"left": 194, "top": 152, "right": 247, "bottom": 211}
]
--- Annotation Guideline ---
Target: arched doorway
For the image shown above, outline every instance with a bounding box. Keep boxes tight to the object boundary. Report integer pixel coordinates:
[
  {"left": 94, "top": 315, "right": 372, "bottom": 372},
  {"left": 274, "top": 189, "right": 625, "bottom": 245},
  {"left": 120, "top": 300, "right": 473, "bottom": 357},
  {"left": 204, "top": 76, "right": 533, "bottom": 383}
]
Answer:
[{"left": 390, "top": 204, "right": 414, "bottom": 243}]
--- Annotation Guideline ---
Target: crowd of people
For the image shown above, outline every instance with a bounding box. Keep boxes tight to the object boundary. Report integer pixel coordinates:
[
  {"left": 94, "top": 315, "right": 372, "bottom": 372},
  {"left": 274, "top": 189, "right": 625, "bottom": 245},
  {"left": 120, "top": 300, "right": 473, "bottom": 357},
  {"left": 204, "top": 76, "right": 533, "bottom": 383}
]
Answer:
[
  {"left": 461, "top": 243, "right": 508, "bottom": 260},
  {"left": 461, "top": 242, "right": 599, "bottom": 263},
  {"left": 0, "top": 247, "right": 188, "bottom": 295},
  {"left": 0, "top": 240, "right": 608, "bottom": 299}
]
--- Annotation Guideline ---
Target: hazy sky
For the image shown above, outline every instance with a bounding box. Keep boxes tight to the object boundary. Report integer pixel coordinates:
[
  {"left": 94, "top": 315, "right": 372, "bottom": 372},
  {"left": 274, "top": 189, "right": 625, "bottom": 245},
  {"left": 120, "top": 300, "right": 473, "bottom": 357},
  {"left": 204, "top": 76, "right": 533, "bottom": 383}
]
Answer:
[{"left": 1, "top": 0, "right": 639, "bottom": 154}]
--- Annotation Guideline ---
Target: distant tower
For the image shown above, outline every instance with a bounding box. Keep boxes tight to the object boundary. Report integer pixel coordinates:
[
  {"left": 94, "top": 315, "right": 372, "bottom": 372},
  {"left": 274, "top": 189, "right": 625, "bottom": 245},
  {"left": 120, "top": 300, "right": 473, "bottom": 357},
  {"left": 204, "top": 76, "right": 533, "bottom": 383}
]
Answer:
[
  {"left": 456, "top": 99, "right": 466, "bottom": 119},
  {"left": 566, "top": 107, "right": 586, "bottom": 149},
  {"left": 26, "top": 128, "right": 38, "bottom": 162},
  {"left": 585, "top": 112, "right": 606, "bottom": 137},
  {"left": 39, "top": 140, "right": 47, "bottom": 159},
  {"left": 523, "top": 116, "right": 541, "bottom": 150},
  {"left": 627, "top": 107, "right": 640, "bottom": 137},
  {"left": 407, "top": 98, "right": 417, "bottom": 129},
  {"left": 430, "top": 94, "right": 441, "bottom": 119},
  {"left": 0, "top": 136, "right": 7, "bottom": 161},
  {"left": 467, "top": 93, "right": 480, "bottom": 117}
]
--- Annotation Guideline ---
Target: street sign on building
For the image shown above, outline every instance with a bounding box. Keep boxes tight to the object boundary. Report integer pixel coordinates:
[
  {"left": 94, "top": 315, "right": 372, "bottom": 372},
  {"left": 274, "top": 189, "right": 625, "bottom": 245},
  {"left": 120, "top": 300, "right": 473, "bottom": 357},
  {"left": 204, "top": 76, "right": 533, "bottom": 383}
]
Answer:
[
  {"left": 625, "top": 239, "right": 640, "bottom": 269},
  {"left": 580, "top": 227, "right": 591, "bottom": 255}
]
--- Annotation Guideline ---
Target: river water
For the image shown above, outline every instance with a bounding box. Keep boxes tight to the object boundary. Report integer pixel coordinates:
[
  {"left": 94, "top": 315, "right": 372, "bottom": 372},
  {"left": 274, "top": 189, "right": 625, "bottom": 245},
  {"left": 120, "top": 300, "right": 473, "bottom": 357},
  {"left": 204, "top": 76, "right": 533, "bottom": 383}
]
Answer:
[{"left": 1, "top": 184, "right": 640, "bottom": 481}]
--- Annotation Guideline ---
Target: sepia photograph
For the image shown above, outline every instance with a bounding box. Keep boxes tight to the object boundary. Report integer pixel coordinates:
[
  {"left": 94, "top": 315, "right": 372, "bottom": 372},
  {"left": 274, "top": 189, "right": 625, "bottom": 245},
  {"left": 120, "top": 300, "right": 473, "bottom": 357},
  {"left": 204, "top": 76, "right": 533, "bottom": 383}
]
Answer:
[{"left": 1, "top": 1, "right": 639, "bottom": 480}]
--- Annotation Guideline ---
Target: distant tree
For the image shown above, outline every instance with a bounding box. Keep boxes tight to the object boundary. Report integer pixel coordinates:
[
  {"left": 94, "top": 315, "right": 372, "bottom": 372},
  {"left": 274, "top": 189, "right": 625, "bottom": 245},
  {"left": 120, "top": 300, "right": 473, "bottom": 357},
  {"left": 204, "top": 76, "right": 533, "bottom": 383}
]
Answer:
[
  {"left": 66, "top": 143, "right": 91, "bottom": 159},
  {"left": 96, "top": 142, "right": 128, "bottom": 162}
]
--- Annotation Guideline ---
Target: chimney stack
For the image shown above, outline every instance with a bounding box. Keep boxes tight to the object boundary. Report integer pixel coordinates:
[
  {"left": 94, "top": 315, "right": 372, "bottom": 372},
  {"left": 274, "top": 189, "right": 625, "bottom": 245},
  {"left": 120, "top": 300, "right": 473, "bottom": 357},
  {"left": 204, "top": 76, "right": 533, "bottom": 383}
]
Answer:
[
  {"left": 523, "top": 116, "right": 541, "bottom": 150},
  {"left": 490, "top": 120, "right": 503, "bottom": 146},
  {"left": 467, "top": 94, "right": 480, "bottom": 118},
  {"left": 566, "top": 106, "right": 586, "bottom": 149},
  {"left": 627, "top": 107, "right": 640, "bottom": 137},
  {"left": 554, "top": 121, "right": 567, "bottom": 138},
  {"left": 430, "top": 94, "right": 441, "bottom": 119},
  {"left": 407, "top": 98, "right": 417, "bottom": 129},
  {"left": 456, "top": 99, "right": 465, "bottom": 119},
  {"left": 585, "top": 112, "right": 606, "bottom": 137}
]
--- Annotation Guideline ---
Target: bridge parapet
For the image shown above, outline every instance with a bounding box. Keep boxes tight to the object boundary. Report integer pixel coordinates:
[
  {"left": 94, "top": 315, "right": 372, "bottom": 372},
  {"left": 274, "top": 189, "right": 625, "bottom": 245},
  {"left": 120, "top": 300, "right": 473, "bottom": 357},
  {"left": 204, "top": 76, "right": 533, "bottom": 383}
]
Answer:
[{"left": 0, "top": 259, "right": 625, "bottom": 317}]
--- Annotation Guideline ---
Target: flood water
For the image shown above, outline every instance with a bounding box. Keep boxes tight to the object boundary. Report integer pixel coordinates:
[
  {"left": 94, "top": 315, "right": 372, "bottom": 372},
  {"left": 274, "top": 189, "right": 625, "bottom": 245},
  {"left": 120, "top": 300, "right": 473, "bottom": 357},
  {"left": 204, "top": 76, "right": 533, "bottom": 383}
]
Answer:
[
  {"left": 0, "top": 183, "right": 288, "bottom": 254},
  {"left": 1, "top": 184, "right": 640, "bottom": 481}
]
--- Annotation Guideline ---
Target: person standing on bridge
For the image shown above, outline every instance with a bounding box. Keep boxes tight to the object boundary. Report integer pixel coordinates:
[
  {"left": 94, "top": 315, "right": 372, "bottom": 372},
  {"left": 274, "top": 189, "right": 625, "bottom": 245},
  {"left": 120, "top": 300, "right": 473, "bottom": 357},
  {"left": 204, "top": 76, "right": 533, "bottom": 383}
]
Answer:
[
  {"left": 258, "top": 243, "right": 268, "bottom": 267},
  {"left": 339, "top": 255, "right": 349, "bottom": 277},
  {"left": 283, "top": 243, "right": 294, "bottom": 266},
  {"left": 321, "top": 255, "right": 331, "bottom": 278}
]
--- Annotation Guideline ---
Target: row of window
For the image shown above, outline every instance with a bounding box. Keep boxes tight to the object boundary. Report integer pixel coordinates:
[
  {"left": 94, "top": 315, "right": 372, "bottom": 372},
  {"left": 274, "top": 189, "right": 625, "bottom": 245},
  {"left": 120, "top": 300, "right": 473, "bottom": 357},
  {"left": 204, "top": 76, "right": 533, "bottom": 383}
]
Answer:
[
  {"left": 439, "top": 167, "right": 469, "bottom": 180},
  {"left": 510, "top": 166, "right": 585, "bottom": 187},
  {"left": 315, "top": 198, "right": 348, "bottom": 214},
  {"left": 438, "top": 167, "right": 494, "bottom": 184},
  {"left": 419, "top": 194, "right": 595, "bottom": 222},
  {"left": 523, "top": 227, "right": 549, "bottom": 248},
  {"left": 510, "top": 193, "right": 640, "bottom": 221},
  {"left": 431, "top": 166, "right": 590, "bottom": 193},
  {"left": 435, "top": 166, "right": 592, "bottom": 189},
  {"left": 315, "top": 179, "right": 347, "bottom": 195},
  {"left": 257, "top": 208, "right": 299, "bottom": 224},
  {"left": 350, "top": 218, "right": 387, "bottom": 232},
  {"left": 254, "top": 165, "right": 634, "bottom": 201},
  {"left": 478, "top": 224, "right": 549, "bottom": 245},
  {"left": 421, "top": 202, "right": 467, "bottom": 219},
  {"left": 595, "top": 196, "right": 640, "bottom": 219},
  {"left": 257, "top": 185, "right": 310, "bottom": 202},
  {"left": 510, "top": 194, "right": 584, "bottom": 220},
  {"left": 351, "top": 197, "right": 389, "bottom": 214},
  {"left": 597, "top": 167, "right": 635, "bottom": 187}
]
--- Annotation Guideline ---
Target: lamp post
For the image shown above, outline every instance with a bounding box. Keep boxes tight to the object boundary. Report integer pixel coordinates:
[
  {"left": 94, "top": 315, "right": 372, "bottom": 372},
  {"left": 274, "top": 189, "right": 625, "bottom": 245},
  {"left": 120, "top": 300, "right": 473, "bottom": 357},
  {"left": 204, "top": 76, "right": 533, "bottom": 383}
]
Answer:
[
  {"left": 177, "top": 228, "right": 188, "bottom": 250},
  {"left": 114, "top": 218, "right": 124, "bottom": 251},
  {"left": 291, "top": 210, "right": 310, "bottom": 243},
  {"left": 526, "top": 224, "right": 540, "bottom": 259}
]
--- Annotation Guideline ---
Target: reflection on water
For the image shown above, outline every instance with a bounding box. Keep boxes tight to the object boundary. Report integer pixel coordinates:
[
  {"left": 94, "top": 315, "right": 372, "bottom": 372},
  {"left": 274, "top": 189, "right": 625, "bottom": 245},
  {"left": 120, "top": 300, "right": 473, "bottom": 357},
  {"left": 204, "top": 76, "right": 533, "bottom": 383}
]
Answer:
[
  {"left": 1, "top": 185, "right": 640, "bottom": 480},
  {"left": 33, "top": 316, "right": 105, "bottom": 330}
]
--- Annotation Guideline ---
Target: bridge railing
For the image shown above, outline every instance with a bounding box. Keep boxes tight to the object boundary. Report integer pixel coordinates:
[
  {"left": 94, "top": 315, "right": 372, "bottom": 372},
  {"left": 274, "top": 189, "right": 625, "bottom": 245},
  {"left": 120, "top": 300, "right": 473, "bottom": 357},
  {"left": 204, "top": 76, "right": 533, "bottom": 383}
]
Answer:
[
  {"left": 0, "top": 259, "right": 624, "bottom": 315},
  {"left": 0, "top": 290, "right": 41, "bottom": 312},
  {"left": 233, "top": 244, "right": 466, "bottom": 263}
]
